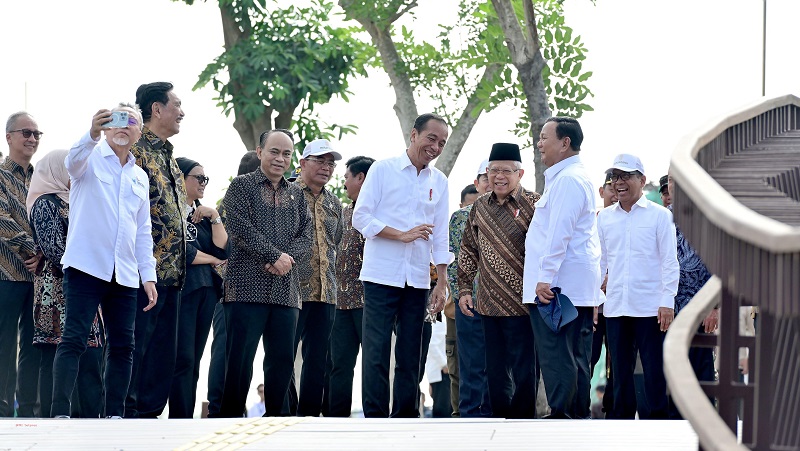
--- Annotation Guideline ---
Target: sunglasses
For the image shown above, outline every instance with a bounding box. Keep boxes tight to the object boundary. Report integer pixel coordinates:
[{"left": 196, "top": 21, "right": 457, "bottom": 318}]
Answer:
[
  {"left": 190, "top": 174, "right": 209, "bottom": 185},
  {"left": 9, "top": 129, "right": 44, "bottom": 140}
]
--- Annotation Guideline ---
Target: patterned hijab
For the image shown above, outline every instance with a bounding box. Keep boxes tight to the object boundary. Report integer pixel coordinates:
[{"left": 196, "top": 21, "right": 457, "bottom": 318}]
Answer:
[{"left": 26, "top": 149, "right": 70, "bottom": 216}]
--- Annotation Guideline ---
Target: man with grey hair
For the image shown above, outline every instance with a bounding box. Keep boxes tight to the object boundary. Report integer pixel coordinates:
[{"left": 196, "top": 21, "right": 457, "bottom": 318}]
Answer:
[
  {"left": 0, "top": 111, "right": 44, "bottom": 417},
  {"left": 51, "top": 105, "right": 157, "bottom": 418}
]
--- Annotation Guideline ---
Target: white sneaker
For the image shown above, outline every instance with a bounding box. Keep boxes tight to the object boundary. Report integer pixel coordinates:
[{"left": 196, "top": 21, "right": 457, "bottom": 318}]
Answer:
[
  {"left": 54, "top": 415, "right": 70, "bottom": 419},
  {"left": 106, "top": 416, "right": 122, "bottom": 419}
]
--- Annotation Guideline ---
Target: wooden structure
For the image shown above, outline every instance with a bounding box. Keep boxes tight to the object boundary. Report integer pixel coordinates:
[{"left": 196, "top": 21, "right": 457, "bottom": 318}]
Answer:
[{"left": 666, "top": 94, "right": 800, "bottom": 451}]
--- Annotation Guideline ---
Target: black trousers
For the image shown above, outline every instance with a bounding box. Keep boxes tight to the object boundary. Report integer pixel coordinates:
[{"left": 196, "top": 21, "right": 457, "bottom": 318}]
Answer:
[
  {"left": 606, "top": 316, "right": 668, "bottom": 419},
  {"left": 206, "top": 303, "right": 226, "bottom": 417},
  {"left": 0, "top": 280, "right": 39, "bottom": 417},
  {"left": 125, "top": 285, "right": 181, "bottom": 418},
  {"left": 529, "top": 305, "right": 594, "bottom": 418},
  {"left": 38, "top": 344, "right": 103, "bottom": 418},
  {"left": 482, "top": 315, "right": 539, "bottom": 419},
  {"left": 361, "top": 282, "right": 427, "bottom": 418},
  {"left": 286, "top": 302, "right": 334, "bottom": 417},
  {"left": 217, "top": 302, "right": 298, "bottom": 418},
  {"left": 430, "top": 373, "right": 452, "bottom": 418},
  {"left": 169, "top": 286, "right": 217, "bottom": 418},
  {"left": 328, "top": 308, "right": 362, "bottom": 417},
  {"left": 52, "top": 268, "right": 136, "bottom": 417}
]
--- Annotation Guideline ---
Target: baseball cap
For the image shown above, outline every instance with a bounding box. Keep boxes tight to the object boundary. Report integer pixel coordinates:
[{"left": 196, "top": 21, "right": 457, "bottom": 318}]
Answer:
[
  {"left": 301, "top": 139, "right": 342, "bottom": 161},
  {"left": 658, "top": 175, "right": 669, "bottom": 193},
  {"left": 288, "top": 168, "right": 300, "bottom": 182},
  {"left": 603, "top": 171, "right": 614, "bottom": 186},
  {"left": 607, "top": 153, "right": 645, "bottom": 174},
  {"left": 477, "top": 159, "right": 490, "bottom": 177}
]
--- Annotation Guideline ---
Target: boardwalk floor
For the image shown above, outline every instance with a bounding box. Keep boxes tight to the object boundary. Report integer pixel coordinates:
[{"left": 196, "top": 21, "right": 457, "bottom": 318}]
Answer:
[{"left": 1, "top": 417, "right": 698, "bottom": 450}]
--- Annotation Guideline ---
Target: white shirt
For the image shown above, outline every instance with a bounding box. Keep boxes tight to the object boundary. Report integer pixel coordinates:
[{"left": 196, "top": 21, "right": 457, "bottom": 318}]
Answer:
[
  {"left": 597, "top": 195, "right": 679, "bottom": 317},
  {"left": 247, "top": 402, "right": 266, "bottom": 418},
  {"left": 523, "top": 155, "right": 601, "bottom": 307},
  {"left": 424, "top": 320, "right": 447, "bottom": 384},
  {"left": 61, "top": 132, "right": 156, "bottom": 288},
  {"left": 352, "top": 152, "right": 452, "bottom": 289}
]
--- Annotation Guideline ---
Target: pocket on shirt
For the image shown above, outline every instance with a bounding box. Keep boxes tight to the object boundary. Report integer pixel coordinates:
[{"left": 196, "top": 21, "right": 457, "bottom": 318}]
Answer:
[
  {"left": 91, "top": 170, "right": 113, "bottom": 199},
  {"left": 632, "top": 226, "right": 656, "bottom": 258},
  {"left": 126, "top": 182, "right": 148, "bottom": 213}
]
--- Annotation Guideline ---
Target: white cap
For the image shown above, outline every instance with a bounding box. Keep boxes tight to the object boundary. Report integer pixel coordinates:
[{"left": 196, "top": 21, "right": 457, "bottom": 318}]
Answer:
[
  {"left": 477, "top": 159, "right": 490, "bottom": 176},
  {"left": 608, "top": 153, "right": 644, "bottom": 174},
  {"left": 301, "top": 139, "right": 342, "bottom": 161}
]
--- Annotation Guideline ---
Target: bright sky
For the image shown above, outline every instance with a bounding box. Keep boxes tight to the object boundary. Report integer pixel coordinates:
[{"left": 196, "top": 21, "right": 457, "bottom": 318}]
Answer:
[{"left": 2, "top": 0, "right": 797, "bottom": 415}]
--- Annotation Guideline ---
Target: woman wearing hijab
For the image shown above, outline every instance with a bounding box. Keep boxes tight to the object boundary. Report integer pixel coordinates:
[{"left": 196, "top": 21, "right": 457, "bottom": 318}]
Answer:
[
  {"left": 169, "top": 157, "right": 229, "bottom": 418},
  {"left": 26, "top": 149, "right": 103, "bottom": 418}
]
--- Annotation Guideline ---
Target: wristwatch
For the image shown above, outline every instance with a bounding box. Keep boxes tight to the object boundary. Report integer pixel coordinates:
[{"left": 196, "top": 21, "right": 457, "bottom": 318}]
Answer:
[{"left": 211, "top": 216, "right": 222, "bottom": 225}]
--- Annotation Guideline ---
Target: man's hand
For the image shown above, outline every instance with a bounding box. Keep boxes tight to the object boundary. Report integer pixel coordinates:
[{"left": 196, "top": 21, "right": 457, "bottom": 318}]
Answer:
[
  {"left": 657, "top": 307, "right": 674, "bottom": 332},
  {"left": 24, "top": 251, "right": 42, "bottom": 274},
  {"left": 270, "top": 253, "right": 295, "bottom": 276},
  {"left": 600, "top": 274, "right": 608, "bottom": 294},
  {"left": 400, "top": 224, "right": 435, "bottom": 243},
  {"left": 702, "top": 308, "right": 719, "bottom": 333},
  {"left": 458, "top": 294, "right": 475, "bottom": 317},
  {"left": 429, "top": 282, "right": 446, "bottom": 314},
  {"left": 535, "top": 282, "right": 554, "bottom": 305},
  {"left": 142, "top": 282, "right": 158, "bottom": 312},
  {"left": 192, "top": 205, "right": 219, "bottom": 224},
  {"left": 593, "top": 306, "right": 599, "bottom": 331},
  {"left": 90, "top": 109, "right": 113, "bottom": 141},
  {"left": 210, "top": 258, "right": 227, "bottom": 268}
]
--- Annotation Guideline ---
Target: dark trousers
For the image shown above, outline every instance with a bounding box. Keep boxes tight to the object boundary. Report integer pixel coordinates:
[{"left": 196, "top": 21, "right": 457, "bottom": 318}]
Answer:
[
  {"left": 606, "top": 316, "right": 668, "bottom": 419},
  {"left": 529, "top": 305, "right": 594, "bottom": 418},
  {"left": 328, "top": 308, "right": 362, "bottom": 417},
  {"left": 445, "top": 315, "right": 459, "bottom": 417},
  {"left": 361, "top": 282, "right": 427, "bottom": 418},
  {"left": 0, "top": 280, "right": 39, "bottom": 417},
  {"left": 591, "top": 312, "right": 607, "bottom": 375},
  {"left": 39, "top": 344, "right": 104, "bottom": 418},
  {"left": 286, "top": 302, "right": 334, "bottom": 417},
  {"left": 430, "top": 373, "right": 452, "bottom": 418},
  {"left": 126, "top": 285, "right": 181, "bottom": 418},
  {"left": 52, "top": 268, "right": 136, "bottom": 417},
  {"left": 169, "top": 287, "right": 217, "bottom": 418},
  {"left": 454, "top": 304, "right": 491, "bottom": 417},
  {"left": 482, "top": 315, "right": 539, "bottom": 419},
  {"left": 217, "top": 302, "right": 298, "bottom": 418},
  {"left": 670, "top": 324, "right": 715, "bottom": 419},
  {"left": 206, "top": 303, "right": 226, "bottom": 417}
]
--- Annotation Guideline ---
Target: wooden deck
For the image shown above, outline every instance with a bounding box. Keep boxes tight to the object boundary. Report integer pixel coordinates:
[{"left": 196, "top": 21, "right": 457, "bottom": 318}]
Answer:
[{"left": 0, "top": 417, "right": 699, "bottom": 450}]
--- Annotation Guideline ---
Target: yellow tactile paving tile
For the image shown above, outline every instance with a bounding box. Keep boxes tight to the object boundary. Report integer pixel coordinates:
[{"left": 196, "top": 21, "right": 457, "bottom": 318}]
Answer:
[{"left": 175, "top": 417, "right": 308, "bottom": 451}]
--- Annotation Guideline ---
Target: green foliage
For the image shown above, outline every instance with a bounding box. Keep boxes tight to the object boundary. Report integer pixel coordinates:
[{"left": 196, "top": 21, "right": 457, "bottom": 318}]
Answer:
[{"left": 327, "top": 173, "right": 350, "bottom": 205}]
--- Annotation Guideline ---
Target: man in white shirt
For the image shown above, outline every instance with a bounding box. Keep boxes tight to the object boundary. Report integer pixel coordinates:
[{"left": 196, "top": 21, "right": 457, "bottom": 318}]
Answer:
[
  {"left": 596, "top": 153, "right": 678, "bottom": 419},
  {"left": 352, "top": 113, "right": 451, "bottom": 418},
  {"left": 523, "top": 117, "right": 601, "bottom": 419},
  {"left": 51, "top": 105, "right": 158, "bottom": 418}
]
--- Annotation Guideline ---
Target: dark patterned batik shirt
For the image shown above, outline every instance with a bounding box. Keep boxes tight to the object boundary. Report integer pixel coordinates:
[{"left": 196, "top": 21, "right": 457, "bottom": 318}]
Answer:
[
  {"left": 0, "top": 157, "right": 35, "bottom": 282},
  {"left": 458, "top": 185, "right": 539, "bottom": 317},
  {"left": 131, "top": 127, "right": 187, "bottom": 288},
  {"left": 222, "top": 170, "right": 313, "bottom": 308},
  {"left": 673, "top": 208, "right": 712, "bottom": 316},
  {"left": 335, "top": 204, "right": 365, "bottom": 310},
  {"left": 296, "top": 180, "right": 343, "bottom": 305},
  {"left": 30, "top": 194, "right": 101, "bottom": 347}
]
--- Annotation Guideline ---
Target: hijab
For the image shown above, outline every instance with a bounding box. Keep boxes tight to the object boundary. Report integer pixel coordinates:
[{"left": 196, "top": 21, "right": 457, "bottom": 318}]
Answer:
[{"left": 26, "top": 149, "right": 70, "bottom": 216}]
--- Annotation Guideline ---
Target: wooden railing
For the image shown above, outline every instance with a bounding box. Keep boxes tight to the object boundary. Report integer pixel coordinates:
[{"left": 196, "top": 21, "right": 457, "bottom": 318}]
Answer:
[{"left": 667, "top": 94, "right": 800, "bottom": 451}]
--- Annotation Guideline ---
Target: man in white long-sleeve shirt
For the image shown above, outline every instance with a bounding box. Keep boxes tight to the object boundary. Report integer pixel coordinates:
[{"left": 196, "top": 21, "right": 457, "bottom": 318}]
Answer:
[
  {"left": 352, "top": 113, "right": 451, "bottom": 418},
  {"left": 596, "top": 153, "right": 678, "bottom": 419},
  {"left": 51, "top": 105, "right": 157, "bottom": 418},
  {"left": 523, "top": 117, "right": 601, "bottom": 419}
]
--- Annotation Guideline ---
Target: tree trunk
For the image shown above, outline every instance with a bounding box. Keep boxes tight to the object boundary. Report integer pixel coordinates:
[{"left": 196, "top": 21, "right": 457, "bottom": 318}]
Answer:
[
  {"left": 435, "top": 63, "right": 502, "bottom": 176},
  {"left": 490, "top": 0, "right": 551, "bottom": 193}
]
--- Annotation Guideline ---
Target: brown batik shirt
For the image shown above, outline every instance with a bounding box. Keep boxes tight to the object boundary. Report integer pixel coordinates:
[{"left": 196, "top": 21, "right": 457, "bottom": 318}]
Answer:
[
  {"left": 335, "top": 204, "right": 364, "bottom": 310},
  {"left": 458, "top": 185, "right": 540, "bottom": 317},
  {"left": 131, "top": 127, "right": 187, "bottom": 288},
  {"left": 296, "top": 179, "right": 343, "bottom": 305},
  {"left": 222, "top": 170, "right": 313, "bottom": 307},
  {"left": 0, "top": 157, "right": 35, "bottom": 282}
]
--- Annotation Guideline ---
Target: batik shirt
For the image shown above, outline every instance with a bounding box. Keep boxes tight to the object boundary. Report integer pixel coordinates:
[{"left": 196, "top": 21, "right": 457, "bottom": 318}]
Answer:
[
  {"left": 131, "top": 127, "right": 187, "bottom": 288},
  {"left": 335, "top": 204, "right": 365, "bottom": 310},
  {"left": 0, "top": 157, "right": 35, "bottom": 282},
  {"left": 458, "top": 186, "right": 539, "bottom": 317},
  {"left": 296, "top": 179, "right": 343, "bottom": 304},
  {"left": 30, "top": 194, "right": 101, "bottom": 347},
  {"left": 672, "top": 206, "right": 712, "bottom": 315}
]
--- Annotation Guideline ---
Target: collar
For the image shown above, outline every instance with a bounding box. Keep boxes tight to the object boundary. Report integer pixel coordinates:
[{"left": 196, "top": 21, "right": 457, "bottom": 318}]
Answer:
[
  {"left": 255, "top": 167, "right": 287, "bottom": 189},
  {"left": 397, "top": 150, "right": 428, "bottom": 173},
  {"left": 100, "top": 139, "right": 135, "bottom": 165},
  {"left": 612, "top": 193, "right": 650, "bottom": 213},
  {"left": 296, "top": 178, "right": 328, "bottom": 197},
  {"left": 140, "top": 126, "right": 173, "bottom": 153},
  {"left": 544, "top": 154, "right": 581, "bottom": 182},
  {"left": 1, "top": 156, "right": 33, "bottom": 180},
  {"left": 489, "top": 184, "right": 524, "bottom": 205}
]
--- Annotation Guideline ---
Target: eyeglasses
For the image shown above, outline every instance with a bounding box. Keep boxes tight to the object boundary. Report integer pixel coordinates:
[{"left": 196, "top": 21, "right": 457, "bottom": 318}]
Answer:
[
  {"left": 305, "top": 157, "right": 337, "bottom": 169},
  {"left": 126, "top": 117, "right": 139, "bottom": 127},
  {"left": 9, "top": 129, "right": 44, "bottom": 140},
  {"left": 488, "top": 168, "right": 520, "bottom": 176},
  {"left": 189, "top": 174, "right": 209, "bottom": 185},
  {"left": 609, "top": 172, "right": 638, "bottom": 182}
]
